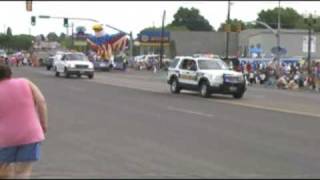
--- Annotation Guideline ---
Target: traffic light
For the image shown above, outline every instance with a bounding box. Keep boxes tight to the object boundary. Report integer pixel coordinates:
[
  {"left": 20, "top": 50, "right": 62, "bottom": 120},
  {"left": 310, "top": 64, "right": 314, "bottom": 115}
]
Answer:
[
  {"left": 26, "top": 0, "right": 32, "bottom": 12},
  {"left": 31, "top": 16, "right": 36, "bottom": 26},
  {"left": 63, "top": 18, "right": 68, "bottom": 27}
]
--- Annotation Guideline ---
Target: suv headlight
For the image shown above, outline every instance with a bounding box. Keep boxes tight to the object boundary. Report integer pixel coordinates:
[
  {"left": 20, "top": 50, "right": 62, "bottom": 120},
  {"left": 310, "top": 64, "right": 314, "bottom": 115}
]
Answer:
[{"left": 66, "top": 64, "right": 73, "bottom": 68}]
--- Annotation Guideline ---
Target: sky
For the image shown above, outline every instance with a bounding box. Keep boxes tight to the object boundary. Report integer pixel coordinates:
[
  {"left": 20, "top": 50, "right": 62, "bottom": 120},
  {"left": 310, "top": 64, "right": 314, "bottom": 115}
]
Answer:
[{"left": 0, "top": 1, "right": 319, "bottom": 38}]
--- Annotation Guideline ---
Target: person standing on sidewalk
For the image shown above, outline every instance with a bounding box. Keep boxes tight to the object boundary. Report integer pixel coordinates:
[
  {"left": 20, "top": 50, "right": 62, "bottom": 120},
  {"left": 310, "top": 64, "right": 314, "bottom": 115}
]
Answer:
[
  {"left": 315, "top": 62, "right": 320, "bottom": 92},
  {"left": 0, "top": 64, "right": 48, "bottom": 179}
]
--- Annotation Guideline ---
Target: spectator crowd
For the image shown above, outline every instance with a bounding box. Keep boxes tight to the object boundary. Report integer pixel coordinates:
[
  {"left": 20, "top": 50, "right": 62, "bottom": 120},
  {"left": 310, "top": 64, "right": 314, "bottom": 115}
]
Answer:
[{"left": 240, "top": 60, "right": 320, "bottom": 92}]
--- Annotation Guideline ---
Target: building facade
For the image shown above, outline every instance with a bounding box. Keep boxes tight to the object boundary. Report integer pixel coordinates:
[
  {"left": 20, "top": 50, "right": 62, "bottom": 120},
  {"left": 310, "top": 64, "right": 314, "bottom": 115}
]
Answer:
[
  {"left": 239, "top": 29, "right": 320, "bottom": 58},
  {"left": 135, "top": 29, "right": 320, "bottom": 59}
]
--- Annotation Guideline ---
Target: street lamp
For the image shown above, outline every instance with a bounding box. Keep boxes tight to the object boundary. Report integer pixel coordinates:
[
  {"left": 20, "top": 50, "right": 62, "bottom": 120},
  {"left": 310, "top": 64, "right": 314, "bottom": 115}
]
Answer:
[{"left": 303, "top": 12, "right": 317, "bottom": 77}]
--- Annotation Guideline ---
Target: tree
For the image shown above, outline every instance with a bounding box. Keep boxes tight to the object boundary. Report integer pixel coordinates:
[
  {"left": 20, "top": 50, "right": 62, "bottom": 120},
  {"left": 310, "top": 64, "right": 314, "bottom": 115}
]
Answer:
[
  {"left": 168, "top": 7, "right": 214, "bottom": 31},
  {"left": 47, "top": 32, "right": 58, "bottom": 42},
  {"left": 166, "top": 25, "right": 189, "bottom": 31},
  {"left": 58, "top": 33, "right": 66, "bottom": 42},
  {"left": 0, "top": 33, "right": 9, "bottom": 49},
  {"left": 257, "top": 7, "right": 302, "bottom": 29},
  {"left": 11, "top": 34, "right": 34, "bottom": 50},
  {"left": 6, "top": 27, "right": 12, "bottom": 37},
  {"left": 217, "top": 19, "right": 246, "bottom": 32}
]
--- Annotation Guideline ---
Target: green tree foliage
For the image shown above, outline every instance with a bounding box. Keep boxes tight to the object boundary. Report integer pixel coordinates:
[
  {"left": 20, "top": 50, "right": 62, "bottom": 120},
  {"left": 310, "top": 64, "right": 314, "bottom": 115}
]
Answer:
[
  {"left": 11, "top": 34, "right": 34, "bottom": 50},
  {"left": 217, "top": 19, "right": 246, "bottom": 32},
  {"left": 169, "top": 7, "right": 213, "bottom": 31},
  {"left": 0, "top": 33, "right": 33, "bottom": 51},
  {"left": 166, "top": 25, "right": 189, "bottom": 31},
  {"left": 47, "top": 32, "right": 59, "bottom": 42},
  {"left": 0, "top": 33, "right": 9, "bottom": 49},
  {"left": 257, "top": 7, "right": 301, "bottom": 29},
  {"left": 60, "top": 37, "right": 72, "bottom": 49},
  {"left": 58, "top": 33, "right": 66, "bottom": 42}
]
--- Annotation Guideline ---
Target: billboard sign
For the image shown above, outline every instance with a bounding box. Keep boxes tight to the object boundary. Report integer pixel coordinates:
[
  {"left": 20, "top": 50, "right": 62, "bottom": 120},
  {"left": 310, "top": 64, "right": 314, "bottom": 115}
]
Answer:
[{"left": 138, "top": 31, "right": 170, "bottom": 43}]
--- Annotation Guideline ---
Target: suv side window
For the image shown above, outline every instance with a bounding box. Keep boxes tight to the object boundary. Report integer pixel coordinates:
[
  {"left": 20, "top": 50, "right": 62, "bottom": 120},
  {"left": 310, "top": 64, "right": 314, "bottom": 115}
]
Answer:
[
  {"left": 169, "top": 58, "right": 180, "bottom": 68},
  {"left": 179, "top": 59, "right": 196, "bottom": 70}
]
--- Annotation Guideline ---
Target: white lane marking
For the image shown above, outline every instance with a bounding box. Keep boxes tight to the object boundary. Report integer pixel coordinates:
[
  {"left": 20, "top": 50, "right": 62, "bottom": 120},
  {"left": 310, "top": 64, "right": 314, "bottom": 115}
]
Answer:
[
  {"left": 212, "top": 99, "right": 320, "bottom": 119},
  {"left": 167, "top": 106, "right": 214, "bottom": 118}
]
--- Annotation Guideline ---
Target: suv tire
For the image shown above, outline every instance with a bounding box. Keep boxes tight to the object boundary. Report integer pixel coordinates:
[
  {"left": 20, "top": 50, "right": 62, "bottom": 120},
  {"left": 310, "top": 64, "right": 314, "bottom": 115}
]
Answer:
[
  {"left": 88, "top": 73, "right": 94, "bottom": 79},
  {"left": 55, "top": 67, "right": 60, "bottom": 77},
  {"left": 200, "top": 81, "right": 210, "bottom": 98},
  {"left": 233, "top": 91, "right": 244, "bottom": 99},
  {"left": 170, "top": 78, "right": 181, "bottom": 94},
  {"left": 64, "top": 68, "right": 70, "bottom": 78}
]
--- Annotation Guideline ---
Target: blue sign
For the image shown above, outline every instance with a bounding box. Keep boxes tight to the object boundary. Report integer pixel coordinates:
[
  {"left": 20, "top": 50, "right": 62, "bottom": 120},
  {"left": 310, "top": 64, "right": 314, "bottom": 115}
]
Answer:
[
  {"left": 138, "top": 31, "right": 170, "bottom": 43},
  {"left": 249, "top": 47, "right": 262, "bottom": 54}
]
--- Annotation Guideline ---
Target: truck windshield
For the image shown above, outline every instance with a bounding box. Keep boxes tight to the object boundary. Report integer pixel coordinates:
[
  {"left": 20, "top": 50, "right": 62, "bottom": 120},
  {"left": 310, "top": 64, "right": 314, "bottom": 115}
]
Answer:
[
  {"left": 65, "top": 54, "right": 87, "bottom": 61},
  {"left": 198, "top": 59, "right": 229, "bottom": 70}
]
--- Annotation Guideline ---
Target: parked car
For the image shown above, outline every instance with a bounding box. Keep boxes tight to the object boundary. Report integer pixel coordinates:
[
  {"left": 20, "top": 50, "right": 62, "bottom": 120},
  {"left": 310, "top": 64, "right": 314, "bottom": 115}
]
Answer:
[
  {"left": 113, "top": 55, "right": 127, "bottom": 70},
  {"left": 53, "top": 52, "right": 94, "bottom": 79},
  {"left": 92, "top": 59, "right": 112, "bottom": 71},
  {"left": 44, "top": 56, "right": 55, "bottom": 70},
  {"left": 167, "top": 56, "right": 246, "bottom": 98}
]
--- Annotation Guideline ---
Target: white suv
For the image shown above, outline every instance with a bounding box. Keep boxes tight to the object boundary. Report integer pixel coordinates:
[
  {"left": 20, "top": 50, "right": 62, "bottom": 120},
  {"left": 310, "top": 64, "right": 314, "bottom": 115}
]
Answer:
[
  {"left": 54, "top": 52, "right": 94, "bottom": 79},
  {"left": 167, "top": 56, "right": 246, "bottom": 98}
]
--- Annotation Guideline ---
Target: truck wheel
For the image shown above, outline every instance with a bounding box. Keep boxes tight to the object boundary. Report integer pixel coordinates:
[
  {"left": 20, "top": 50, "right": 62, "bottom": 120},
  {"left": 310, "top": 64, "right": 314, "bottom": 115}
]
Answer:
[
  {"left": 170, "top": 78, "right": 181, "bottom": 94},
  {"left": 88, "top": 73, "right": 94, "bottom": 79},
  {"left": 55, "top": 67, "right": 60, "bottom": 77},
  {"left": 200, "top": 81, "right": 210, "bottom": 98},
  {"left": 64, "top": 68, "right": 70, "bottom": 78},
  {"left": 233, "top": 91, "right": 244, "bottom": 99}
]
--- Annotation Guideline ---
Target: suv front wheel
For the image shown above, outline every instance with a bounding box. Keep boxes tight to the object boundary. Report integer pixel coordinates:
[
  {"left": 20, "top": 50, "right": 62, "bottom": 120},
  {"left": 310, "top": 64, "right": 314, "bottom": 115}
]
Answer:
[
  {"left": 87, "top": 73, "right": 94, "bottom": 79},
  {"left": 199, "top": 81, "right": 210, "bottom": 98},
  {"left": 54, "top": 67, "right": 60, "bottom": 77},
  {"left": 64, "top": 68, "right": 70, "bottom": 78},
  {"left": 170, "top": 78, "right": 181, "bottom": 94},
  {"left": 233, "top": 91, "right": 244, "bottom": 99}
]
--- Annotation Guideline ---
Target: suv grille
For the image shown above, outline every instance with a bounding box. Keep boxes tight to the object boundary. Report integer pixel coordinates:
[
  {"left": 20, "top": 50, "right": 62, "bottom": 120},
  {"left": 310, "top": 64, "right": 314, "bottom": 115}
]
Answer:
[{"left": 75, "top": 65, "right": 88, "bottom": 69}]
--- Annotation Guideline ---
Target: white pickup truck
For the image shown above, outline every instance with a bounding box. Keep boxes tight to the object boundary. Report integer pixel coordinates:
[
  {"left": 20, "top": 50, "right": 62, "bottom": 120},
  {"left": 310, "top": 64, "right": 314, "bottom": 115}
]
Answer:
[{"left": 53, "top": 52, "right": 94, "bottom": 79}]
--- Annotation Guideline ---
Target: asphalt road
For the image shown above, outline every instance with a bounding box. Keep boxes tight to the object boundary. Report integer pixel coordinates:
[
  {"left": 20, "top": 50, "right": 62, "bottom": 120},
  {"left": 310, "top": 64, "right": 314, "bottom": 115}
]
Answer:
[{"left": 11, "top": 66, "right": 320, "bottom": 178}]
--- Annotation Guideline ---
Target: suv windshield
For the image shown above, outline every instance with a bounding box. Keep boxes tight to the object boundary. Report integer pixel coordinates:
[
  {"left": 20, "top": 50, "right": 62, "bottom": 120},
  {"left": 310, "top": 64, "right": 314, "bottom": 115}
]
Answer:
[
  {"left": 65, "top": 54, "right": 87, "bottom": 61},
  {"left": 198, "top": 59, "right": 229, "bottom": 70}
]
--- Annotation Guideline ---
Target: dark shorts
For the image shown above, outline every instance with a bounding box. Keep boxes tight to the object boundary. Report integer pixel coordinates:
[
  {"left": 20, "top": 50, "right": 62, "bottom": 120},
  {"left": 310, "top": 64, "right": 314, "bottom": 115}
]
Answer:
[{"left": 0, "top": 142, "right": 41, "bottom": 163}]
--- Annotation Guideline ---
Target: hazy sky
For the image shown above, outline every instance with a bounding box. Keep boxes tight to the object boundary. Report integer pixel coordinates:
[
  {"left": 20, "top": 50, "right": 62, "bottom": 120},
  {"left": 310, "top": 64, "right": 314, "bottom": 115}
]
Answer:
[{"left": 0, "top": 1, "right": 319, "bottom": 38}]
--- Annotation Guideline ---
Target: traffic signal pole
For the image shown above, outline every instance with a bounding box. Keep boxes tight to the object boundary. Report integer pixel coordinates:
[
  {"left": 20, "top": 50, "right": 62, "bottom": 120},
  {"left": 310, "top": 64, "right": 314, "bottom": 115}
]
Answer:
[{"left": 38, "top": 15, "right": 134, "bottom": 61}]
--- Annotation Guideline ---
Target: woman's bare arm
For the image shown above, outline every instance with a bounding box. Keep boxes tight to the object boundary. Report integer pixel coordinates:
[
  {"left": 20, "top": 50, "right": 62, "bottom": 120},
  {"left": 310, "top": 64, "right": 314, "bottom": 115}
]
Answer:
[{"left": 27, "top": 79, "right": 48, "bottom": 133}]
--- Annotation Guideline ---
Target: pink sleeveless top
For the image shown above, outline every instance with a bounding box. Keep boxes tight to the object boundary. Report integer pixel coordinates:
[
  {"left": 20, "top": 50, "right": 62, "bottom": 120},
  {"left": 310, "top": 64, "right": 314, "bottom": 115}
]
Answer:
[{"left": 0, "top": 78, "right": 45, "bottom": 148}]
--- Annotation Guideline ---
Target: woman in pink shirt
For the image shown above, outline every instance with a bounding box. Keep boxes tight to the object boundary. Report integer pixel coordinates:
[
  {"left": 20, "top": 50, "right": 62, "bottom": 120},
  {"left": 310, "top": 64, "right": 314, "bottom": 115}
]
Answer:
[{"left": 0, "top": 63, "right": 48, "bottom": 179}]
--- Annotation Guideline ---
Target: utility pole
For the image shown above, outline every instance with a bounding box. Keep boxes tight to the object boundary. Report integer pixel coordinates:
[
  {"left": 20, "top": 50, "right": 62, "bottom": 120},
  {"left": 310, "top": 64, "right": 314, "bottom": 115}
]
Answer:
[
  {"left": 129, "top": 31, "right": 133, "bottom": 62},
  {"left": 307, "top": 24, "right": 312, "bottom": 76},
  {"left": 304, "top": 14, "right": 316, "bottom": 77},
  {"left": 159, "top": 10, "right": 166, "bottom": 69},
  {"left": 71, "top": 23, "right": 74, "bottom": 49},
  {"left": 225, "top": 0, "right": 231, "bottom": 60},
  {"left": 275, "top": 0, "right": 281, "bottom": 75}
]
